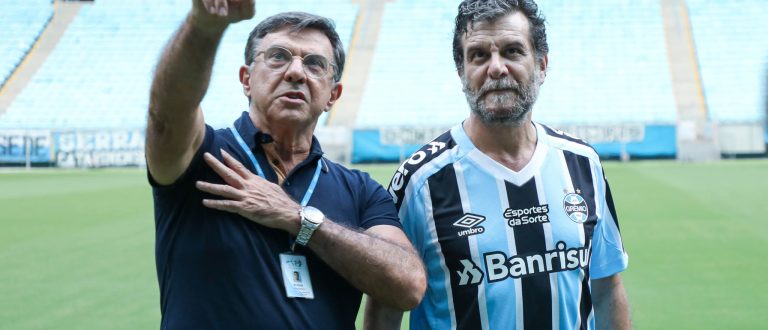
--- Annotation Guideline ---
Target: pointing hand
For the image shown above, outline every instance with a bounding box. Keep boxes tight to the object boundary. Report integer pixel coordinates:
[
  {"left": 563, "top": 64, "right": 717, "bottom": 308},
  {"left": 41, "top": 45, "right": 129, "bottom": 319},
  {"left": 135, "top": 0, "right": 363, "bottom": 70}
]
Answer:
[{"left": 191, "top": 0, "right": 256, "bottom": 30}]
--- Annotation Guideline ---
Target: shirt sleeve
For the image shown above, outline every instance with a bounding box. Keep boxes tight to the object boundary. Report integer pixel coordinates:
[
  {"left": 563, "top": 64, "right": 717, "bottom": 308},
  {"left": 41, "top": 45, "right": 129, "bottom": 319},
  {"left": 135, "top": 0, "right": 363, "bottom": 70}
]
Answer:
[
  {"left": 589, "top": 178, "right": 629, "bottom": 279},
  {"left": 356, "top": 172, "right": 403, "bottom": 230},
  {"left": 147, "top": 124, "right": 215, "bottom": 191}
]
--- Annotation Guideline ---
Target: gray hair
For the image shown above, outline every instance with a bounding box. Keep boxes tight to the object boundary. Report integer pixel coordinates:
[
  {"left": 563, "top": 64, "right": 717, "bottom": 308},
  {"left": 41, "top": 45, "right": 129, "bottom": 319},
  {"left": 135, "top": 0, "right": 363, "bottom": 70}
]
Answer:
[
  {"left": 452, "top": 0, "right": 548, "bottom": 72},
  {"left": 244, "top": 12, "right": 345, "bottom": 82}
]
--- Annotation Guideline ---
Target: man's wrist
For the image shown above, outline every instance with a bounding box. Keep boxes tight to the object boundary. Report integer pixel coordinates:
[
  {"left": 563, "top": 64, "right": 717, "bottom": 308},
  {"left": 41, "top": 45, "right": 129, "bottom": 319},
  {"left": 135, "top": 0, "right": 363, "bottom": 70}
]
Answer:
[
  {"left": 293, "top": 206, "right": 325, "bottom": 249},
  {"left": 187, "top": 12, "right": 228, "bottom": 37}
]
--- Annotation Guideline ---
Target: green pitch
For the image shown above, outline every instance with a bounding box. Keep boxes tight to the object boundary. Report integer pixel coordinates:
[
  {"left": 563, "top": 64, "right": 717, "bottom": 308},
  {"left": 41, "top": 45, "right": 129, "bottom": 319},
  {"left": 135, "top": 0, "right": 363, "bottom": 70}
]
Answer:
[{"left": 1, "top": 160, "right": 766, "bottom": 329}]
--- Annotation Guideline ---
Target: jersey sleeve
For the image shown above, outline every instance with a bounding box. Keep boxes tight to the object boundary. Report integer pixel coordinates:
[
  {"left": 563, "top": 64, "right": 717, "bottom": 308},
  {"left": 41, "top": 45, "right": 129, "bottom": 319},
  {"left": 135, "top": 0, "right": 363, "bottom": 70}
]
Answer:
[
  {"left": 398, "top": 185, "right": 429, "bottom": 258},
  {"left": 589, "top": 177, "right": 629, "bottom": 279}
]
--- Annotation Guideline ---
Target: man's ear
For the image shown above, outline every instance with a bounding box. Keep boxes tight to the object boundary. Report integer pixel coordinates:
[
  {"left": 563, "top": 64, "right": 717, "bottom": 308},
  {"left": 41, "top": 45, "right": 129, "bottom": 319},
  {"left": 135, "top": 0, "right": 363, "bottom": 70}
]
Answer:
[
  {"left": 239, "top": 65, "right": 252, "bottom": 98},
  {"left": 538, "top": 54, "right": 548, "bottom": 84},
  {"left": 325, "top": 82, "right": 343, "bottom": 111}
]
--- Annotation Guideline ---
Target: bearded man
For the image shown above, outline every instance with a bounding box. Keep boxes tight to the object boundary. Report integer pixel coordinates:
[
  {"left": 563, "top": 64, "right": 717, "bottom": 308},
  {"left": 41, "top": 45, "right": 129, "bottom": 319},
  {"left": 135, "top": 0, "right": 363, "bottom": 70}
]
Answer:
[{"left": 365, "top": 1, "right": 631, "bottom": 329}]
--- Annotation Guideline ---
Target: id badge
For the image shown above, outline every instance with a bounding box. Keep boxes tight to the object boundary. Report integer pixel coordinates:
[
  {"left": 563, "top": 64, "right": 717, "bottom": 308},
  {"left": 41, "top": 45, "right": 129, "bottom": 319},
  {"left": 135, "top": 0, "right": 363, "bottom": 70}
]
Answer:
[{"left": 279, "top": 253, "right": 315, "bottom": 299}]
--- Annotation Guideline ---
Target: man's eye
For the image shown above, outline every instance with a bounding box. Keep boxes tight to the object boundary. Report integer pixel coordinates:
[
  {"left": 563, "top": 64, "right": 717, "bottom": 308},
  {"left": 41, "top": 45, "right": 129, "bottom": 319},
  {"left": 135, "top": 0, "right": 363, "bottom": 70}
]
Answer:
[
  {"left": 505, "top": 48, "right": 523, "bottom": 56},
  {"left": 304, "top": 56, "right": 327, "bottom": 70},
  {"left": 269, "top": 51, "right": 290, "bottom": 62},
  {"left": 470, "top": 51, "right": 487, "bottom": 60}
]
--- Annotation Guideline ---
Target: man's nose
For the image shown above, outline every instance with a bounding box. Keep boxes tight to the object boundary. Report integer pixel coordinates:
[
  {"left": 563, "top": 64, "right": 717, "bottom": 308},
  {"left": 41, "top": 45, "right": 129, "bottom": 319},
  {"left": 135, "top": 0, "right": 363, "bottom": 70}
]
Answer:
[
  {"left": 284, "top": 58, "right": 306, "bottom": 83},
  {"left": 487, "top": 53, "right": 509, "bottom": 79}
]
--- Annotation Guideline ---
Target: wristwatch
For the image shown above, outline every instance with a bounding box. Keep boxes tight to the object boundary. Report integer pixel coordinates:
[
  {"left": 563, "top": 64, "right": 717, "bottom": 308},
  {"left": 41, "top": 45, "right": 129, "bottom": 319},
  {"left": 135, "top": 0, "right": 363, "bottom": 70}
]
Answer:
[{"left": 292, "top": 206, "right": 325, "bottom": 250}]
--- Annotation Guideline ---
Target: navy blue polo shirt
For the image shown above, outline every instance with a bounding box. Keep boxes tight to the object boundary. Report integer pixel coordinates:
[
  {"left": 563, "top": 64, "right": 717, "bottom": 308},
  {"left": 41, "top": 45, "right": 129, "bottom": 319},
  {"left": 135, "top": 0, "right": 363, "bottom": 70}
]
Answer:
[{"left": 149, "top": 112, "right": 401, "bottom": 329}]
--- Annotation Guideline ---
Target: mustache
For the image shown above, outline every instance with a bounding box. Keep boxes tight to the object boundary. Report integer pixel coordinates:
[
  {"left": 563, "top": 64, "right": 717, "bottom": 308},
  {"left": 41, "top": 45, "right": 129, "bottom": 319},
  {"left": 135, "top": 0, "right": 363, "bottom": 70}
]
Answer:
[{"left": 477, "top": 78, "right": 520, "bottom": 97}]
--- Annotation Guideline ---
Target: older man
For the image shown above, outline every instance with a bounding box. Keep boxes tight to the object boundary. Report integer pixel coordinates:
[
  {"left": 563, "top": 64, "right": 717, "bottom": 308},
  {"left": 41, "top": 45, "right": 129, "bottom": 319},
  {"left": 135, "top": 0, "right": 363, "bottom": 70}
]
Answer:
[
  {"left": 147, "top": 0, "right": 425, "bottom": 328},
  {"left": 366, "top": 1, "right": 630, "bottom": 329}
]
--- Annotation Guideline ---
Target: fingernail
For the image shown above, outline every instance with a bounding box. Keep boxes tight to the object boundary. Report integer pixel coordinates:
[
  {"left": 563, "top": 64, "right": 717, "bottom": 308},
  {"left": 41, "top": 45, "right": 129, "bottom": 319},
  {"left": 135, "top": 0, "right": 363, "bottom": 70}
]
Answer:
[
  {"left": 219, "top": 7, "right": 227, "bottom": 16},
  {"left": 209, "top": 6, "right": 216, "bottom": 14},
  {"left": 221, "top": 148, "right": 230, "bottom": 157}
]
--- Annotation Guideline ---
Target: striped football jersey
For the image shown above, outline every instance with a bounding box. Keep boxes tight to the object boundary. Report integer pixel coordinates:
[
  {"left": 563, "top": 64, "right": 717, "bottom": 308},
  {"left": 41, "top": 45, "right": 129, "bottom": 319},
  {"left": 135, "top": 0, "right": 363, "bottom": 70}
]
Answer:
[{"left": 387, "top": 123, "right": 628, "bottom": 330}]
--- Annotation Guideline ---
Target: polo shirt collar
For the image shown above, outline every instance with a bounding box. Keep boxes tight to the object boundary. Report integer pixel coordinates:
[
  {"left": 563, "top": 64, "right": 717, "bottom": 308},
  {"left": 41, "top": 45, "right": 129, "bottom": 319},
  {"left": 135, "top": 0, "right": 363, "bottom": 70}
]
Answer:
[{"left": 232, "top": 111, "right": 325, "bottom": 161}]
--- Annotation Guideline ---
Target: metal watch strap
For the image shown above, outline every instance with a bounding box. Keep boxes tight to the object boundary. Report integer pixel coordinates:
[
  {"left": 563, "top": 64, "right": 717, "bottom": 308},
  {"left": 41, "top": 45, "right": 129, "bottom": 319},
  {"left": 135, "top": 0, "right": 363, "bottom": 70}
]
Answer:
[{"left": 292, "top": 206, "right": 324, "bottom": 250}]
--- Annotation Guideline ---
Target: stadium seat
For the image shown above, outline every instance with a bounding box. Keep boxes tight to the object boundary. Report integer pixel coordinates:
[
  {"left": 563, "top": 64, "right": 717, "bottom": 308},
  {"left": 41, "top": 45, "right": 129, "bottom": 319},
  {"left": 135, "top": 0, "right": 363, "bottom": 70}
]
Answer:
[
  {"left": 356, "top": 0, "right": 678, "bottom": 128},
  {"left": 0, "top": 0, "right": 53, "bottom": 88},
  {"left": 687, "top": 0, "right": 768, "bottom": 123},
  {"left": 0, "top": 0, "right": 357, "bottom": 130}
]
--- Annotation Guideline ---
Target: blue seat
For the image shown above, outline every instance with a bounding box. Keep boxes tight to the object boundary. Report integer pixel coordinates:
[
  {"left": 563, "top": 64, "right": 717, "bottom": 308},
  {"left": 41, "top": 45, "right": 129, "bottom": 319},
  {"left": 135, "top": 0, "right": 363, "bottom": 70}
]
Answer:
[
  {"left": 0, "top": 0, "right": 357, "bottom": 130},
  {"left": 688, "top": 0, "right": 768, "bottom": 123},
  {"left": 357, "top": 0, "right": 677, "bottom": 128}
]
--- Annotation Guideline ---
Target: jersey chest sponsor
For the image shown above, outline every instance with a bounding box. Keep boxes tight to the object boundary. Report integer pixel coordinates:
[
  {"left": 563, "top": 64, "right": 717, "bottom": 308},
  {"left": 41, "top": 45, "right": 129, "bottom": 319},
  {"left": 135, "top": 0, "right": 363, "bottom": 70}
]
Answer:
[
  {"left": 436, "top": 193, "right": 595, "bottom": 286},
  {"left": 454, "top": 241, "right": 592, "bottom": 286}
]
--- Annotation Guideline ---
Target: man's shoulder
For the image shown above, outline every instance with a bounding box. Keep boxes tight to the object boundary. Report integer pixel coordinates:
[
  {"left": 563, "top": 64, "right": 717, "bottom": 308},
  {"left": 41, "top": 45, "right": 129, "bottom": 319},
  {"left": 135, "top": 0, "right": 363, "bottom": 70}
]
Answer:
[
  {"left": 538, "top": 123, "right": 601, "bottom": 164},
  {"left": 323, "top": 158, "right": 367, "bottom": 180},
  {"left": 388, "top": 129, "right": 460, "bottom": 210}
]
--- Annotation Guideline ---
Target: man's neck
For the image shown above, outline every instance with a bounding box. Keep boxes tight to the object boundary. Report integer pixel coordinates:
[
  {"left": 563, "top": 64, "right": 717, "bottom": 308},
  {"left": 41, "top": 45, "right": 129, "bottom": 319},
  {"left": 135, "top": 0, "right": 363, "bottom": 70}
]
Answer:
[
  {"left": 463, "top": 113, "right": 538, "bottom": 172},
  {"left": 250, "top": 111, "right": 314, "bottom": 174}
]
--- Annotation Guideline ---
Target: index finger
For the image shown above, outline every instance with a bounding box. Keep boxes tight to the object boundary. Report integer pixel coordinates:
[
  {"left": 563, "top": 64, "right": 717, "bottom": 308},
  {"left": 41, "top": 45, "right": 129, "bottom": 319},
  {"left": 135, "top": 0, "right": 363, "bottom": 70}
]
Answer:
[
  {"left": 241, "top": 0, "right": 256, "bottom": 19},
  {"left": 221, "top": 149, "right": 257, "bottom": 180},
  {"left": 204, "top": 152, "right": 244, "bottom": 189}
]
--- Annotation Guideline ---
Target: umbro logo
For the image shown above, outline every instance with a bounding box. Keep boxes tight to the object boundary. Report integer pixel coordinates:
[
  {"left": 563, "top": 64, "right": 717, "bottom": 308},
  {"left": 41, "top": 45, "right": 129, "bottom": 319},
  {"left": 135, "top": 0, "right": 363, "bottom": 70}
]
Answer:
[{"left": 453, "top": 213, "right": 486, "bottom": 237}]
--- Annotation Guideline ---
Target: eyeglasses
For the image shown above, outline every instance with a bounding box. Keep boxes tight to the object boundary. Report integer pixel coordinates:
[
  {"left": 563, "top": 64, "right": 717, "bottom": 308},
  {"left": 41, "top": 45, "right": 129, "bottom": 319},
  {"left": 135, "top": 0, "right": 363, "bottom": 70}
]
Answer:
[{"left": 254, "top": 46, "right": 337, "bottom": 80}]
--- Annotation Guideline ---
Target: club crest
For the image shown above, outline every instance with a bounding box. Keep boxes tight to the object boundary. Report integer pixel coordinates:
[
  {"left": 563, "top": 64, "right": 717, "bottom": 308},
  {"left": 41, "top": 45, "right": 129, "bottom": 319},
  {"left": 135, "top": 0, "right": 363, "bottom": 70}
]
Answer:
[{"left": 563, "top": 193, "right": 589, "bottom": 223}]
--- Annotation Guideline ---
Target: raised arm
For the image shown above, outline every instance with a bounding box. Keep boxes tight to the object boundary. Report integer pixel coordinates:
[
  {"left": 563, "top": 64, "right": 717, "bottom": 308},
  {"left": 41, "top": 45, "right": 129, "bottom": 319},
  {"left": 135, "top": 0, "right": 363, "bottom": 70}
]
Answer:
[
  {"left": 196, "top": 150, "right": 427, "bottom": 310},
  {"left": 146, "top": 0, "right": 254, "bottom": 185}
]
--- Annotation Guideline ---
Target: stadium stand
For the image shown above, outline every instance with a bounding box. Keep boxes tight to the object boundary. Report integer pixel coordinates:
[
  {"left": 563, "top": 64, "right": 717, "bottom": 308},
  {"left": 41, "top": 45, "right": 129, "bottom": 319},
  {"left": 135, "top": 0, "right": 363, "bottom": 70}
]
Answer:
[
  {"left": 535, "top": 0, "right": 677, "bottom": 125},
  {"left": 0, "top": 0, "right": 357, "bottom": 130},
  {"left": 0, "top": 0, "right": 764, "bottom": 166},
  {"left": 0, "top": 0, "right": 53, "bottom": 89},
  {"left": 351, "top": 0, "right": 680, "bottom": 162},
  {"left": 356, "top": 0, "right": 467, "bottom": 128},
  {"left": 687, "top": 0, "right": 768, "bottom": 123},
  {"left": 356, "top": 0, "right": 677, "bottom": 129}
]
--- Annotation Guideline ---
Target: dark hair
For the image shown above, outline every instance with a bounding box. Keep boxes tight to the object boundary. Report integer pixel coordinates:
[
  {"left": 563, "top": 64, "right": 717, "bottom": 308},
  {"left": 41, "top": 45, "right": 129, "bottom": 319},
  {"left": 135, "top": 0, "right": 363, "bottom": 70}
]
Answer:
[
  {"left": 452, "top": 0, "right": 548, "bottom": 72},
  {"left": 244, "top": 12, "right": 345, "bottom": 82}
]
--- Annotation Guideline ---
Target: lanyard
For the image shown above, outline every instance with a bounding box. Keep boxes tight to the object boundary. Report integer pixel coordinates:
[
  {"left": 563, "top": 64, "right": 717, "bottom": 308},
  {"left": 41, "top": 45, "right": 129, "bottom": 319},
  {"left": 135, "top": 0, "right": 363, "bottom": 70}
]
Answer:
[{"left": 230, "top": 127, "right": 323, "bottom": 207}]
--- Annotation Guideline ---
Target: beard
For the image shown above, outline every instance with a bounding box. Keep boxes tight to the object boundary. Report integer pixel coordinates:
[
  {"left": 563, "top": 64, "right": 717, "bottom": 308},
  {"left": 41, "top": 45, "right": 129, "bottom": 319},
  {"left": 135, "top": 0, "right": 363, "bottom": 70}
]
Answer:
[{"left": 462, "top": 71, "right": 541, "bottom": 126}]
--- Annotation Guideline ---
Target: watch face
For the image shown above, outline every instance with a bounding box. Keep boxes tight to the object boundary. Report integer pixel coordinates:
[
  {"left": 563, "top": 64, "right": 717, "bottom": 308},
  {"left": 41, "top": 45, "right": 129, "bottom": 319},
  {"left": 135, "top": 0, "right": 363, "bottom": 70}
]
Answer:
[{"left": 302, "top": 206, "right": 324, "bottom": 224}]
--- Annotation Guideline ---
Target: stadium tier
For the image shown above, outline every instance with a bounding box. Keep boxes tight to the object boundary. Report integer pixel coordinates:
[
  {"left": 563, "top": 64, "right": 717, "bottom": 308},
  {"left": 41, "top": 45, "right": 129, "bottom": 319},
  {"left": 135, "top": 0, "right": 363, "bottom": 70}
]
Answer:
[
  {"left": 688, "top": 0, "right": 768, "bottom": 123},
  {"left": 0, "top": 0, "right": 53, "bottom": 88},
  {"left": 351, "top": 0, "right": 680, "bottom": 162},
  {"left": 356, "top": 0, "right": 467, "bottom": 128},
  {"left": 0, "top": 0, "right": 357, "bottom": 130},
  {"left": 356, "top": 0, "right": 677, "bottom": 129},
  {"left": 0, "top": 1, "right": 765, "bottom": 166},
  {"left": 534, "top": 0, "right": 677, "bottom": 125}
]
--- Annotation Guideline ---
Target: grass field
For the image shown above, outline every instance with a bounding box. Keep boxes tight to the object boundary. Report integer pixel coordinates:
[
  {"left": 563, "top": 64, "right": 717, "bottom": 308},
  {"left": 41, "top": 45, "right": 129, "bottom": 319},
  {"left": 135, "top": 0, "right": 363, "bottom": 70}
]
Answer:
[{"left": 1, "top": 160, "right": 767, "bottom": 329}]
